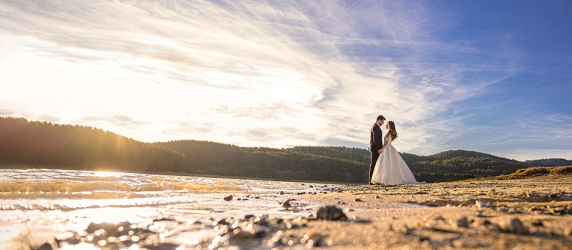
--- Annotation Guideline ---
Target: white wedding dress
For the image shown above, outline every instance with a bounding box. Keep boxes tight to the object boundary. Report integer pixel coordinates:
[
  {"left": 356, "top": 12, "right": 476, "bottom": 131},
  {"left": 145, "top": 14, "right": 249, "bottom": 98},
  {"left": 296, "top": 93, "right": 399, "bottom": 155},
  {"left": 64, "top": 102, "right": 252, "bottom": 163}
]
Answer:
[{"left": 371, "top": 134, "right": 424, "bottom": 185}]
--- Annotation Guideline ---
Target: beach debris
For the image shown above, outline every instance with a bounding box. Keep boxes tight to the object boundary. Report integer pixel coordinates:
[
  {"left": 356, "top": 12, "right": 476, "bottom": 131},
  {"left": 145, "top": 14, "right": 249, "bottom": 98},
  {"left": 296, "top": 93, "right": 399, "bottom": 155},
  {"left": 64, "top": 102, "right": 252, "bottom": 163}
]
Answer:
[
  {"left": 476, "top": 200, "right": 487, "bottom": 208},
  {"left": 223, "top": 195, "right": 233, "bottom": 201},
  {"left": 281, "top": 198, "right": 291, "bottom": 208},
  {"left": 316, "top": 205, "right": 347, "bottom": 221}
]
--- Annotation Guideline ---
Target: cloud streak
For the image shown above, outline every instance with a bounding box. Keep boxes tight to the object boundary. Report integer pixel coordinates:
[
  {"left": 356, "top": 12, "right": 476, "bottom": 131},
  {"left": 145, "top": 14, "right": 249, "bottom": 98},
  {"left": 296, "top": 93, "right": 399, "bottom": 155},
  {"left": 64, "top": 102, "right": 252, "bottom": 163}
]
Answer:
[{"left": 0, "top": 0, "right": 552, "bottom": 159}]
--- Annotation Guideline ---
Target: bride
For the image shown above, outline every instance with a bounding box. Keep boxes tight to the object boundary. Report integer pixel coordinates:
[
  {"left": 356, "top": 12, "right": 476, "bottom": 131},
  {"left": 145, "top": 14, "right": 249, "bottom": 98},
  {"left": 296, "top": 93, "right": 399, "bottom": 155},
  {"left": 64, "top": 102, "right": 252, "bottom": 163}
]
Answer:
[{"left": 371, "top": 121, "right": 424, "bottom": 185}]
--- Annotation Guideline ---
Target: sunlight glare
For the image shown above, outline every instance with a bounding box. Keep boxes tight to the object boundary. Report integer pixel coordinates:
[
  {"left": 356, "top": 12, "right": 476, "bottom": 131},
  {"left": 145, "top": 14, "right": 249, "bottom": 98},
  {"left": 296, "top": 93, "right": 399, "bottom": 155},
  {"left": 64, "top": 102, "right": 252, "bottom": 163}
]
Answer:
[{"left": 94, "top": 171, "right": 120, "bottom": 178}]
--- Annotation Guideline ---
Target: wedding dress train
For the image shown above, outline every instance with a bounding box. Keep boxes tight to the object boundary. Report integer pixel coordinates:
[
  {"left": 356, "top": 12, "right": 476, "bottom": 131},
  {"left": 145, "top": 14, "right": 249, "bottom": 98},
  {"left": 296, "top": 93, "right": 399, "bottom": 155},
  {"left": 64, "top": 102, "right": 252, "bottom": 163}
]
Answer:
[{"left": 371, "top": 134, "right": 424, "bottom": 185}]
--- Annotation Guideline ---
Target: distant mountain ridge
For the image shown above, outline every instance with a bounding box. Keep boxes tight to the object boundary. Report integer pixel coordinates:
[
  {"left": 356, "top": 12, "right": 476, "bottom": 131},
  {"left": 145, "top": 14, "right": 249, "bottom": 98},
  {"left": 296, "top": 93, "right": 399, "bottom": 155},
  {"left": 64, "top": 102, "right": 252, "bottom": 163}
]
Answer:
[
  {"left": 1, "top": 117, "right": 569, "bottom": 183},
  {"left": 525, "top": 158, "right": 572, "bottom": 167}
]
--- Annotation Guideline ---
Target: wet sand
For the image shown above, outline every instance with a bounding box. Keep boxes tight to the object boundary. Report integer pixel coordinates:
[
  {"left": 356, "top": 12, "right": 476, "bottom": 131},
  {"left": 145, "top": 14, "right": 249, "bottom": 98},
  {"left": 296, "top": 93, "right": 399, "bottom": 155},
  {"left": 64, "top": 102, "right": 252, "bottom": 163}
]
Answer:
[{"left": 4, "top": 176, "right": 572, "bottom": 249}]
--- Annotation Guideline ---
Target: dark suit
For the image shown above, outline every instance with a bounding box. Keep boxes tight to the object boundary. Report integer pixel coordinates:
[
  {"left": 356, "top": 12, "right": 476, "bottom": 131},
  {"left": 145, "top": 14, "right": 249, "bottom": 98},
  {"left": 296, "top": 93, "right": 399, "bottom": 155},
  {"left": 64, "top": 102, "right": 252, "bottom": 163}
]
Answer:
[{"left": 369, "top": 123, "right": 383, "bottom": 183}]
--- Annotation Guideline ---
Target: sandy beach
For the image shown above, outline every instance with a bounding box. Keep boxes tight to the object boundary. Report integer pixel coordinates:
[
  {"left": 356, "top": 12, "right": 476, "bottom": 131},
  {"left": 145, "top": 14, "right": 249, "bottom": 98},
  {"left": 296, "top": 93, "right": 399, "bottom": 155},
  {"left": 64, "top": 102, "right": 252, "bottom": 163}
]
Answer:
[
  {"left": 2, "top": 169, "right": 572, "bottom": 250},
  {"left": 298, "top": 176, "right": 572, "bottom": 249}
]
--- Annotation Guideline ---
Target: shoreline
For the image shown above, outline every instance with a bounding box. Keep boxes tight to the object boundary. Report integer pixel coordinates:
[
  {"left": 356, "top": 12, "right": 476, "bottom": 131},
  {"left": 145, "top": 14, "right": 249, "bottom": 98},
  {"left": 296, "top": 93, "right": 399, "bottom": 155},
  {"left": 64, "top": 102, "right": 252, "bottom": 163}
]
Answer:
[
  {"left": 3, "top": 175, "right": 571, "bottom": 249},
  {"left": 0, "top": 165, "right": 362, "bottom": 185}
]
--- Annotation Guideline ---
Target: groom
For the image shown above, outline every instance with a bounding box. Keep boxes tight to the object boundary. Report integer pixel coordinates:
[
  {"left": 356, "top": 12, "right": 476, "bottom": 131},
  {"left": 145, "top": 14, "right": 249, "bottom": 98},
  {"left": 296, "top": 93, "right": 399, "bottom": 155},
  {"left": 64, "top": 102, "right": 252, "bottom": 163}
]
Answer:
[{"left": 369, "top": 115, "right": 385, "bottom": 184}]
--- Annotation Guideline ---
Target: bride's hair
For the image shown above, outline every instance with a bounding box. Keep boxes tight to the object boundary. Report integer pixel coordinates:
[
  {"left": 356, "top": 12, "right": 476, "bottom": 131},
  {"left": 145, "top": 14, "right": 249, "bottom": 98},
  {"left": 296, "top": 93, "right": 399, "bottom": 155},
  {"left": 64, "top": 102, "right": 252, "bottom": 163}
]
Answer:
[{"left": 388, "top": 121, "right": 398, "bottom": 140}]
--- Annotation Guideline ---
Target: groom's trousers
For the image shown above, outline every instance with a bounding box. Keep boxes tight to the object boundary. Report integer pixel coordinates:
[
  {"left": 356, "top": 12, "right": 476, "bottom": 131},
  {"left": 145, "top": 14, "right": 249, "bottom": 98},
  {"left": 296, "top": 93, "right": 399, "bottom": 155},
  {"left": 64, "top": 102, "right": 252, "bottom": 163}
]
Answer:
[{"left": 369, "top": 151, "right": 380, "bottom": 183}]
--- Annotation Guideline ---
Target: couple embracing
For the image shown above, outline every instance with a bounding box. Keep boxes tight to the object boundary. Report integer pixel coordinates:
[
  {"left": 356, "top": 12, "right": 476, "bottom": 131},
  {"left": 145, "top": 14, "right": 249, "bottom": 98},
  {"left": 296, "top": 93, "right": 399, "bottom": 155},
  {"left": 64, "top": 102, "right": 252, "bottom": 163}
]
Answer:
[{"left": 368, "top": 115, "right": 424, "bottom": 185}]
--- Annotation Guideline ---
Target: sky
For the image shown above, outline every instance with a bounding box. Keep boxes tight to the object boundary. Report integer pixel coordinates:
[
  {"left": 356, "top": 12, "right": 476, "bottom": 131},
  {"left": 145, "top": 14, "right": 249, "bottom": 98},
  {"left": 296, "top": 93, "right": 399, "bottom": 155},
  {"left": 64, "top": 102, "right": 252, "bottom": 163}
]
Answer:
[{"left": 1, "top": 0, "right": 571, "bottom": 161}]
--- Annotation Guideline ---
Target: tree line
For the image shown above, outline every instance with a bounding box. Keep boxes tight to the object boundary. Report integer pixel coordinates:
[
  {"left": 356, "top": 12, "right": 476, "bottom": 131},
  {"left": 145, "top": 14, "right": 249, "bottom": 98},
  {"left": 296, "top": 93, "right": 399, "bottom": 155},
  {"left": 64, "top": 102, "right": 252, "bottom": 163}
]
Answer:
[
  {"left": 0, "top": 117, "right": 190, "bottom": 173},
  {"left": 525, "top": 158, "right": 572, "bottom": 167},
  {"left": 1, "top": 117, "right": 568, "bottom": 183}
]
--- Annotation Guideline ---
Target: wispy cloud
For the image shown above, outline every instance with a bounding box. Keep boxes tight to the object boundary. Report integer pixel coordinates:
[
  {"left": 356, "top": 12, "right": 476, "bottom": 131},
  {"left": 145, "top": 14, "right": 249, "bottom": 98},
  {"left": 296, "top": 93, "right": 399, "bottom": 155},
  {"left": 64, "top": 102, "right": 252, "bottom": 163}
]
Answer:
[{"left": 0, "top": 0, "right": 536, "bottom": 156}]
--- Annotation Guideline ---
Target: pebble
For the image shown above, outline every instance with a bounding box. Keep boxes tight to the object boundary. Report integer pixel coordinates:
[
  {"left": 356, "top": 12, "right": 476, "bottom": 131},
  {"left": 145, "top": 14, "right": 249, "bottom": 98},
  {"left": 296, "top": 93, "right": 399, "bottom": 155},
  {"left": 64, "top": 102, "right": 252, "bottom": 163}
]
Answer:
[
  {"left": 279, "top": 191, "right": 284, "bottom": 195},
  {"left": 504, "top": 218, "right": 527, "bottom": 234},
  {"left": 482, "top": 219, "right": 492, "bottom": 226},
  {"left": 223, "top": 195, "right": 233, "bottom": 201},
  {"left": 452, "top": 238, "right": 485, "bottom": 248},
  {"left": 354, "top": 198, "right": 362, "bottom": 202},
  {"left": 36, "top": 242, "right": 54, "bottom": 250},
  {"left": 306, "top": 238, "right": 323, "bottom": 247},
  {"left": 456, "top": 216, "right": 469, "bottom": 228},
  {"left": 422, "top": 200, "right": 447, "bottom": 207},
  {"left": 316, "top": 205, "right": 348, "bottom": 221},
  {"left": 531, "top": 220, "right": 543, "bottom": 227},
  {"left": 433, "top": 215, "right": 445, "bottom": 221}
]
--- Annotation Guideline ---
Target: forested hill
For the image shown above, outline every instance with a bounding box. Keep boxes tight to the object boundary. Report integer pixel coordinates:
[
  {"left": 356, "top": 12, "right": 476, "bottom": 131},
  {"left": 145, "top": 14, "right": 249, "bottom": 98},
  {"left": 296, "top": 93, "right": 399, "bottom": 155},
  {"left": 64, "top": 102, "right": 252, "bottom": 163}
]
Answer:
[
  {"left": 0, "top": 117, "right": 190, "bottom": 173},
  {"left": 525, "top": 158, "right": 572, "bottom": 167},
  {"left": 154, "top": 141, "right": 531, "bottom": 182},
  {"left": 286, "top": 146, "right": 370, "bottom": 163},
  {"left": 1, "top": 117, "right": 565, "bottom": 183},
  {"left": 154, "top": 141, "right": 368, "bottom": 182}
]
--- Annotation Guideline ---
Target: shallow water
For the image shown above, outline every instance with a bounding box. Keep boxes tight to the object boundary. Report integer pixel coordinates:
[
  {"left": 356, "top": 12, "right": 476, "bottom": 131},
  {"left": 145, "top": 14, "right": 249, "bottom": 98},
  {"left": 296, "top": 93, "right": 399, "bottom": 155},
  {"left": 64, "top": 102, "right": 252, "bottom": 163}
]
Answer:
[{"left": 0, "top": 169, "right": 338, "bottom": 249}]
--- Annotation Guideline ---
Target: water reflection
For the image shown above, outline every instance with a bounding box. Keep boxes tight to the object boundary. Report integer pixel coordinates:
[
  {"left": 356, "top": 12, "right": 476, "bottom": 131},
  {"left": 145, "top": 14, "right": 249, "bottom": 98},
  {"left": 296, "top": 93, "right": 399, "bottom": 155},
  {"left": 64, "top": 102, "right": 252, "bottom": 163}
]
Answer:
[{"left": 0, "top": 169, "right": 335, "bottom": 249}]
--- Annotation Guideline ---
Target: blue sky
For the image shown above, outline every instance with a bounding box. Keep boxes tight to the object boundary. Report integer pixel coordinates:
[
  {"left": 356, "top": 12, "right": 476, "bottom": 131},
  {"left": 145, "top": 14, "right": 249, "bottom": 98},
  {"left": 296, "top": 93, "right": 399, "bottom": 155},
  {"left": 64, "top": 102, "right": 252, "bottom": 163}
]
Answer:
[{"left": 0, "top": 0, "right": 571, "bottom": 160}]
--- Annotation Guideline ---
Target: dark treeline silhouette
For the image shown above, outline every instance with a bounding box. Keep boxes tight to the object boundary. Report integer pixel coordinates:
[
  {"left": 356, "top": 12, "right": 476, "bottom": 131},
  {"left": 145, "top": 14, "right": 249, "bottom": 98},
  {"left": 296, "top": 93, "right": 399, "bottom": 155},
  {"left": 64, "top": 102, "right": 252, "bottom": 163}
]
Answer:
[
  {"left": 0, "top": 117, "right": 189, "bottom": 173},
  {"left": 154, "top": 141, "right": 367, "bottom": 182},
  {"left": 525, "top": 158, "right": 572, "bottom": 167},
  {"left": 402, "top": 150, "right": 527, "bottom": 177},
  {"left": 1, "top": 117, "right": 561, "bottom": 183}
]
